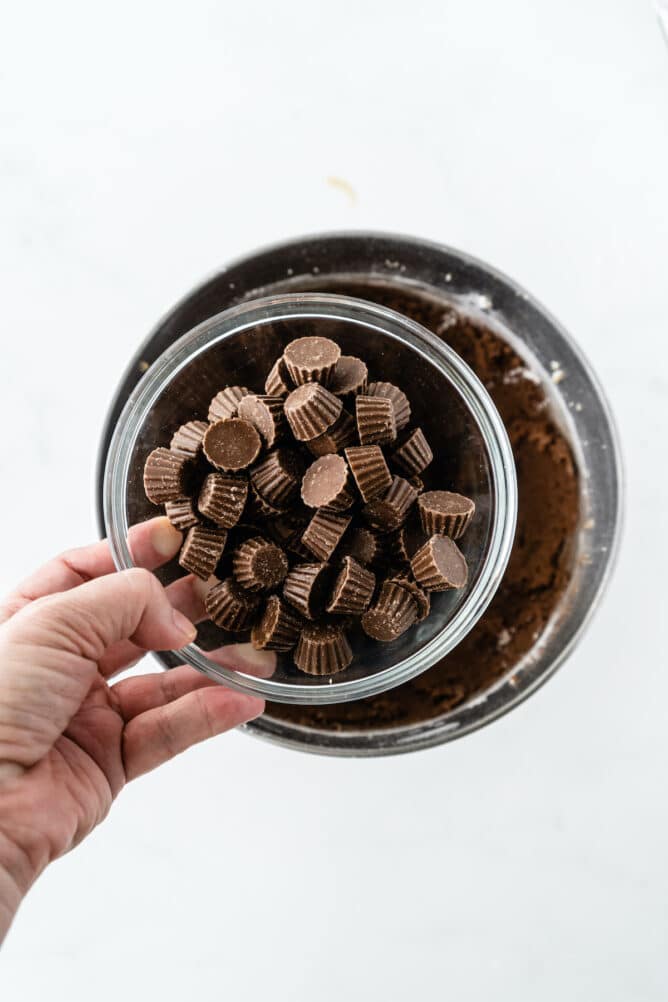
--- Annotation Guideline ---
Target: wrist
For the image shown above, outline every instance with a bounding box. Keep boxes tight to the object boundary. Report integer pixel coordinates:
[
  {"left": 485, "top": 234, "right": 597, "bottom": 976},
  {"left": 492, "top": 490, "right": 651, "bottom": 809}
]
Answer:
[{"left": 0, "top": 828, "right": 43, "bottom": 943}]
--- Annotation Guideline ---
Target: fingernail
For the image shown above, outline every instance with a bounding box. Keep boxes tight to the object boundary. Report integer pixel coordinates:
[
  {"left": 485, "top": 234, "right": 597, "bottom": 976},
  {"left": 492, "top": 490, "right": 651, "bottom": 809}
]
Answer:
[
  {"left": 172, "top": 608, "right": 198, "bottom": 644},
  {"left": 229, "top": 643, "right": 276, "bottom": 679},
  {"left": 151, "top": 517, "right": 183, "bottom": 559}
]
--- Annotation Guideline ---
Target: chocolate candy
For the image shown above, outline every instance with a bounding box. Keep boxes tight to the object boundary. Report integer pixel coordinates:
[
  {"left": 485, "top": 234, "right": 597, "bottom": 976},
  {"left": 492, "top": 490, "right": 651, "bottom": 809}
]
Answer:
[
  {"left": 232, "top": 537, "right": 289, "bottom": 592},
  {"left": 418, "top": 490, "right": 475, "bottom": 539},
  {"left": 164, "top": 497, "right": 199, "bottom": 531},
  {"left": 365, "top": 381, "right": 411, "bottom": 431},
  {"left": 306, "top": 410, "right": 356, "bottom": 457},
  {"left": 208, "top": 385, "right": 251, "bottom": 422},
  {"left": 355, "top": 395, "right": 397, "bottom": 446},
  {"left": 391, "top": 427, "right": 433, "bottom": 476},
  {"left": 327, "top": 557, "right": 375, "bottom": 615},
  {"left": 301, "top": 454, "right": 355, "bottom": 512},
  {"left": 345, "top": 444, "right": 392, "bottom": 502},
  {"left": 361, "top": 579, "right": 418, "bottom": 641},
  {"left": 362, "top": 476, "right": 418, "bottom": 531},
  {"left": 170, "top": 420, "right": 209, "bottom": 459},
  {"left": 284, "top": 383, "right": 342, "bottom": 441},
  {"left": 338, "top": 526, "right": 381, "bottom": 567},
  {"left": 283, "top": 335, "right": 341, "bottom": 387},
  {"left": 390, "top": 574, "right": 430, "bottom": 622},
  {"left": 410, "top": 534, "right": 468, "bottom": 591},
  {"left": 205, "top": 577, "right": 260, "bottom": 631},
  {"left": 265, "top": 357, "right": 292, "bottom": 397},
  {"left": 237, "top": 394, "right": 286, "bottom": 449},
  {"left": 302, "top": 510, "right": 351, "bottom": 561},
  {"left": 179, "top": 525, "right": 227, "bottom": 580},
  {"left": 283, "top": 562, "right": 334, "bottom": 620},
  {"left": 203, "top": 418, "right": 262, "bottom": 472},
  {"left": 198, "top": 472, "right": 248, "bottom": 528},
  {"left": 143, "top": 448, "right": 191, "bottom": 504},
  {"left": 247, "top": 483, "right": 285, "bottom": 520},
  {"left": 250, "top": 448, "right": 303, "bottom": 506},
  {"left": 251, "top": 595, "right": 302, "bottom": 651},
  {"left": 380, "top": 527, "right": 411, "bottom": 570},
  {"left": 293, "top": 623, "right": 353, "bottom": 675},
  {"left": 329, "top": 355, "right": 368, "bottom": 398}
]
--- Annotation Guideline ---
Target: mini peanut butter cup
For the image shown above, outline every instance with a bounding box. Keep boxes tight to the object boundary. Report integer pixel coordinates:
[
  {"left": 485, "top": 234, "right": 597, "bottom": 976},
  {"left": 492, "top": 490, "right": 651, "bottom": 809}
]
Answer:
[
  {"left": 250, "top": 448, "right": 304, "bottom": 506},
  {"left": 408, "top": 474, "right": 425, "bottom": 493},
  {"left": 251, "top": 595, "right": 302, "bottom": 651},
  {"left": 170, "top": 420, "right": 209, "bottom": 459},
  {"left": 208, "top": 385, "right": 252, "bottom": 422},
  {"left": 329, "top": 355, "right": 368, "bottom": 398},
  {"left": 284, "top": 383, "right": 343, "bottom": 441},
  {"left": 365, "top": 381, "right": 411, "bottom": 431},
  {"left": 302, "top": 510, "right": 351, "bottom": 561},
  {"left": 362, "top": 476, "right": 418, "bottom": 531},
  {"left": 418, "top": 490, "right": 476, "bottom": 539},
  {"left": 326, "top": 556, "right": 375, "bottom": 615},
  {"left": 361, "top": 579, "right": 418, "bottom": 642},
  {"left": 345, "top": 445, "right": 392, "bottom": 502},
  {"left": 306, "top": 410, "right": 356, "bottom": 457},
  {"left": 283, "top": 562, "right": 334, "bottom": 620},
  {"left": 205, "top": 577, "right": 260, "bottom": 631},
  {"left": 232, "top": 536, "right": 289, "bottom": 592},
  {"left": 293, "top": 623, "right": 353, "bottom": 675},
  {"left": 237, "top": 394, "right": 286, "bottom": 449},
  {"left": 203, "top": 418, "right": 262, "bottom": 472},
  {"left": 164, "top": 497, "right": 199, "bottom": 531},
  {"left": 301, "top": 454, "right": 355, "bottom": 512},
  {"left": 143, "top": 448, "right": 191, "bottom": 504},
  {"left": 283, "top": 335, "right": 341, "bottom": 387},
  {"left": 390, "top": 574, "right": 431, "bottom": 622},
  {"left": 355, "top": 395, "right": 397, "bottom": 446},
  {"left": 380, "top": 527, "right": 411, "bottom": 570},
  {"left": 179, "top": 525, "right": 228, "bottom": 580},
  {"left": 247, "top": 483, "right": 286, "bottom": 520},
  {"left": 410, "top": 534, "right": 468, "bottom": 592},
  {"left": 198, "top": 472, "right": 248, "bottom": 528},
  {"left": 338, "top": 527, "right": 381, "bottom": 567},
  {"left": 265, "top": 356, "right": 292, "bottom": 397},
  {"left": 391, "top": 427, "right": 433, "bottom": 476}
]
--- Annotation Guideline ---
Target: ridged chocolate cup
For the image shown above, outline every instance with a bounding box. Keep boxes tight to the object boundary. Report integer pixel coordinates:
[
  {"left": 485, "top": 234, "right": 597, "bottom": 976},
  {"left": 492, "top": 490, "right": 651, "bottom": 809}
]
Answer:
[
  {"left": 170, "top": 420, "right": 209, "bottom": 459},
  {"left": 410, "top": 534, "right": 468, "bottom": 592},
  {"left": 232, "top": 536, "right": 289, "bottom": 592},
  {"left": 208, "top": 385, "right": 251, "bottom": 422},
  {"left": 203, "top": 418, "right": 262, "bottom": 472},
  {"left": 250, "top": 448, "right": 303, "bottom": 506},
  {"left": 418, "top": 490, "right": 476, "bottom": 539},
  {"left": 143, "top": 448, "right": 191, "bottom": 504},
  {"left": 362, "top": 476, "right": 418, "bottom": 531},
  {"left": 164, "top": 497, "right": 199, "bottom": 531},
  {"left": 283, "top": 335, "right": 341, "bottom": 387},
  {"left": 391, "top": 427, "right": 433, "bottom": 477},
  {"left": 238, "top": 394, "right": 286, "bottom": 449},
  {"left": 302, "top": 510, "right": 351, "bottom": 561},
  {"left": 338, "top": 527, "right": 381, "bottom": 567},
  {"left": 247, "top": 484, "right": 285, "bottom": 520},
  {"left": 345, "top": 445, "right": 392, "bottom": 502},
  {"left": 283, "top": 562, "right": 333, "bottom": 620},
  {"left": 293, "top": 623, "right": 353, "bottom": 675},
  {"left": 301, "top": 454, "right": 355, "bottom": 512},
  {"left": 408, "top": 474, "right": 425, "bottom": 493},
  {"left": 326, "top": 556, "right": 375, "bottom": 615},
  {"left": 380, "top": 527, "right": 411, "bottom": 570},
  {"left": 355, "top": 395, "right": 397, "bottom": 446},
  {"left": 205, "top": 577, "right": 260, "bottom": 631},
  {"left": 329, "top": 355, "right": 368, "bottom": 398},
  {"left": 365, "top": 381, "right": 411, "bottom": 431},
  {"left": 265, "top": 357, "right": 292, "bottom": 397},
  {"left": 179, "top": 525, "right": 228, "bottom": 580},
  {"left": 251, "top": 595, "right": 302, "bottom": 651},
  {"left": 306, "top": 410, "right": 356, "bottom": 457},
  {"left": 361, "top": 579, "right": 418, "bottom": 642},
  {"left": 198, "top": 472, "right": 248, "bottom": 528},
  {"left": 390, "top": 574, "right": 431, "bottom": 622},
  {"left": 284, "top": 383, "right": 343, "bottom": 441}
]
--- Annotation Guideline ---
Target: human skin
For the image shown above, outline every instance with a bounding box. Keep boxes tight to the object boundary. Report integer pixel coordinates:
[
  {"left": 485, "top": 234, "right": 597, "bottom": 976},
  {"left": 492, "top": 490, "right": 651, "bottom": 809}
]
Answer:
[{"left": 0, "top": 517, "right": 273, "bottom": 943}]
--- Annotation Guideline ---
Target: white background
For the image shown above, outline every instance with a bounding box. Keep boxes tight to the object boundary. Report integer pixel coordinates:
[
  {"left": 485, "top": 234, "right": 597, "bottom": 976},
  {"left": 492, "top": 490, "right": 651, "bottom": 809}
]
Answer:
[{"left": 1, "top": 1, "right": 667, "bottom": 998}]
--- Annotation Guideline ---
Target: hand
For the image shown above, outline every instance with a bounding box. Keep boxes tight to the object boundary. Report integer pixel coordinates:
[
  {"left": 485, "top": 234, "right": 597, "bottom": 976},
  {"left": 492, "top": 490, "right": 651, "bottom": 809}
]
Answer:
[{"left": 0, "top": 518, "right": 271, "bottom": 942}]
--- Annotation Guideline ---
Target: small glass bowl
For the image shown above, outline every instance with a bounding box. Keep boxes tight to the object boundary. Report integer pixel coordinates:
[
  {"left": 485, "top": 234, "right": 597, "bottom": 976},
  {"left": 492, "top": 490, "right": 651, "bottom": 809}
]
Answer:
[{"left": 103, "top": 293, "right": 517, "bottom": 704}]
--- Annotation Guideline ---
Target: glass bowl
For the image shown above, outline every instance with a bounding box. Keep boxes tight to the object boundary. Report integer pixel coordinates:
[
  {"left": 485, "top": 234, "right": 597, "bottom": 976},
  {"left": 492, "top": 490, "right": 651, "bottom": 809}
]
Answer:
[{"left": 103, "top": 292, "right": 517, "bottom": 704}]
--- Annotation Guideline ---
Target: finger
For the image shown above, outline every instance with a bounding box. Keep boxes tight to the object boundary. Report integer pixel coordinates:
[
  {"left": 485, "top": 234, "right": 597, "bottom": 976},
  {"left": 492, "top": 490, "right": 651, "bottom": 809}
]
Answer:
[
  {"left": 122, "top": 688, "right": 264, "bottom": 781},
  {"left": 0, "top": 518, "right": 183, "bottom": 624},
  {"left": 113, "top": 644, "right": 276, "bottom": 717}
]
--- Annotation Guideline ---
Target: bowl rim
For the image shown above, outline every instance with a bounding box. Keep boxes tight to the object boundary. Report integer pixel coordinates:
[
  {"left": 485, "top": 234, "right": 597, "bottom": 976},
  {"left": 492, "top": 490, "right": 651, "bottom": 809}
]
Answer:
[{"left": 103, "top": 290, "right": 518, "bottom": 704}]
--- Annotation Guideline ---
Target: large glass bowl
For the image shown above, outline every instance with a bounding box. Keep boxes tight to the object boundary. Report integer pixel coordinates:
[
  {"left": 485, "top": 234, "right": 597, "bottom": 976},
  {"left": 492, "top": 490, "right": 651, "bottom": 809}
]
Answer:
[{"left": 103, "top": 292, "right": 517, "bottom": 704}]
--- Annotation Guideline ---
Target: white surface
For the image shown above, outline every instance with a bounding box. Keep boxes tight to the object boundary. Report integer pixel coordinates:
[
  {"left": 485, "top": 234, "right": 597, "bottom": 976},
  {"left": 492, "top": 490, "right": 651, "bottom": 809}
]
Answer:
[{"left": 1, "top": 0, "right": 667, "bottom": 998}]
